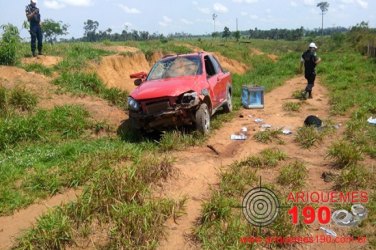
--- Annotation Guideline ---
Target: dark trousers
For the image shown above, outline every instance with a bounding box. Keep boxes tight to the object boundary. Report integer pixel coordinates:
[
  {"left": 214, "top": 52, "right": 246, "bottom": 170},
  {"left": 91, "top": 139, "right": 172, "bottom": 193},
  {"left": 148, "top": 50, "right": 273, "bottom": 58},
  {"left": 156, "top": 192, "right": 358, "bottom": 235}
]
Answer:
[
  {"left": 304, "top": 72, "right": 316, "bottom": 93},
  {"left": 30, "top": 25, "right": 43, "bottom": 55}
]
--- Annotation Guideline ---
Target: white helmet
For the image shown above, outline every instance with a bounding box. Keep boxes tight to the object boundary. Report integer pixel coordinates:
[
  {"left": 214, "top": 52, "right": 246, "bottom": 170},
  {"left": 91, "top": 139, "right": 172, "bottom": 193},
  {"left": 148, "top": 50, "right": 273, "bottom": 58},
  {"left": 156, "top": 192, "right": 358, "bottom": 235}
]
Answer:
[
  {"left": 309, "top": 42, "right": 318, "bottom": 49},
  {"left": 31, "top": 0, "right": 37, "bottom": 3}
]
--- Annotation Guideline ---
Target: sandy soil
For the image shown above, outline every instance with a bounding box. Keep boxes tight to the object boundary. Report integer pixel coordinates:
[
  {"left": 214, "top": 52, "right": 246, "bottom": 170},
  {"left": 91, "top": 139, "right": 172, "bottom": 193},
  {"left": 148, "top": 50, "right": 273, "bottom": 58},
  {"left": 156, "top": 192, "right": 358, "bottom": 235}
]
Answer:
[
  {"left": 95, "top": 52, "right": 151, "bottom": 93},
  {"left": 0, "top": 66, "right": 126, "bottom": 127},
  {"left": 250, "top": 48, "right": 279, "bottom": 62},
  {"left": 21, "top": 55, "right": 63, "bottom": 67}
]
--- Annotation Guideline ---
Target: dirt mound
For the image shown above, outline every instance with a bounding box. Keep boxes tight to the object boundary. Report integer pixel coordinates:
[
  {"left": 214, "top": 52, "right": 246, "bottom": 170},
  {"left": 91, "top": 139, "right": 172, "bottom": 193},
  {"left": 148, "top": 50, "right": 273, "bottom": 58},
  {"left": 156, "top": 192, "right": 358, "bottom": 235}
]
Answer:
[
  {"left": 250, "top": 47, "right": 279, "bottom": 62},
  {"left": 21, "top": 55, "right": 62, "bottom": 67},
  {"left": 148, "top": 51, "right": 164, "bottom": 66},
  {"left": 94, "top": 45, "right": 140, "bottom": 53},
  {"left": 212, "top": 52, "right": 248, "bottom": 74},
  {"left": 96, "top": 52, "right": 151, "bottom": 93},
  {"left": 0, "top": 66, "right": 126, "bottom": 127},
  {"left": 178, "top": 43, "right": 249, "bottom": 75}
]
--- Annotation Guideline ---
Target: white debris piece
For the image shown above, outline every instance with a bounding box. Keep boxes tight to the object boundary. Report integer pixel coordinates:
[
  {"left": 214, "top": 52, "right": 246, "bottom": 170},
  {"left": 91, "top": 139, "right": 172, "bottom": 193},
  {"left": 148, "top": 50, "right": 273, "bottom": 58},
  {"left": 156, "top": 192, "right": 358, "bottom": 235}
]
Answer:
[
  {"left": 367, "top": 117, "right": 376, "bottom": 125},
  {"left": 231, "top": 134, "right": 247, "bottom": 140}
]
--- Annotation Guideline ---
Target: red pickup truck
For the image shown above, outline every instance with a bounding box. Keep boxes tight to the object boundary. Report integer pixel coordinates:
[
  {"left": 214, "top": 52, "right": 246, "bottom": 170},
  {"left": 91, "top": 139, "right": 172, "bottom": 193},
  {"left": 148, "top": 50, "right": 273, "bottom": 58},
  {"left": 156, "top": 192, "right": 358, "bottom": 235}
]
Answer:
[{"left": 128, "top": 52, "right": 232, "bottom": 134}]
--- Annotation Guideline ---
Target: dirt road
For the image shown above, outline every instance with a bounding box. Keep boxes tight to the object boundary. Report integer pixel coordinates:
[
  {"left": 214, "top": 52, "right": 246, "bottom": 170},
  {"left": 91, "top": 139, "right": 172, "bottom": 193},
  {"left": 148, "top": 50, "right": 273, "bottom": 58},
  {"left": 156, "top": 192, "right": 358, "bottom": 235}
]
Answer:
[{"left": 157, "top": 76, "right": 352, "bottom": 250}]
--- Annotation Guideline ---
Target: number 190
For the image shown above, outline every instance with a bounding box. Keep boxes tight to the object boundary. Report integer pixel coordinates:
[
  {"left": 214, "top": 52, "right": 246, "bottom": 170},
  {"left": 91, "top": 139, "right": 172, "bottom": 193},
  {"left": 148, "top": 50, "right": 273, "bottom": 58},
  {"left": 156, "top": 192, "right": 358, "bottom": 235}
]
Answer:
[{"left": 288, "top": 206, "right": 331, "bottom": 224}]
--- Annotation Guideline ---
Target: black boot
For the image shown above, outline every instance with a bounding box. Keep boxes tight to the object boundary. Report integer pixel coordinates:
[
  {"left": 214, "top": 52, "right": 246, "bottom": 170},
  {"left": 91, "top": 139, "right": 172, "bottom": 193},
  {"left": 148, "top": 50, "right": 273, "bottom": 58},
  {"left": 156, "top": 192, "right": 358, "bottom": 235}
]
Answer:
[
  {"left": 32, "top": 51, "right": 36, "bottom": 57},
  {"left": 308, "top": 91, "right": 313, "bottom": 99}
]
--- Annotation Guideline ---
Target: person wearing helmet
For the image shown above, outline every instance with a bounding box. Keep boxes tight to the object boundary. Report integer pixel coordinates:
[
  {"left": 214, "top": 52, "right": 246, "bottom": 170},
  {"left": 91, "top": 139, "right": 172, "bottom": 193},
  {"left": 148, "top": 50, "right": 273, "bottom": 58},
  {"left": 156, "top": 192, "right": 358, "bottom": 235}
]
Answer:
[
  {"left": 300, "top": 42, "right": 321, "bottom": 99},
  {"left": 26, "top": 0, "right": 43, "bottom": 57}
]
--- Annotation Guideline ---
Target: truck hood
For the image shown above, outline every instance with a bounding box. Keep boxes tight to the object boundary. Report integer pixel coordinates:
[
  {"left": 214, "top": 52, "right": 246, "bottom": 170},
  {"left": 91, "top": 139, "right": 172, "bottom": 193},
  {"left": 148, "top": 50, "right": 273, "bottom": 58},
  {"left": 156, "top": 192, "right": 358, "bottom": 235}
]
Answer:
[{"left": 130, "top": 75, "right": 201, "bottom": 100}]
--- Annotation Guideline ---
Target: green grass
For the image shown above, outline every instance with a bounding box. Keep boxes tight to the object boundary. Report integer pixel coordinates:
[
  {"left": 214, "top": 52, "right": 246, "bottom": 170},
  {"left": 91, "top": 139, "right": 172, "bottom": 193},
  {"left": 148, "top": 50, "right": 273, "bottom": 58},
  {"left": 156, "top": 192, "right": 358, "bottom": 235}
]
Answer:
[
  {"left": 21, "top": 63, "right": 54, "bottom": 76},
  {"left": 277, "top": 161, "right": 308, "bottom": 190},
  {"left": 327, "top": 140, "right": 363, "bottom": 168},
  {"left": 158, "top": 130, "right": 205, "bottom": 152},
  {"left": 253, "top": 129, "right": 283, "bottom": 144},
  {"left": 294, "top": 126, "right": 323, "bottom": 148},
  {"left": 15, "top": 153, "right": 183, "bottom": 249},
  {"left": 53, "top": 72, "right": 128, "bottom": 109},
  {"left": 0, "top": 105, "right": 91, "bottom": 151},
  {"left": 282, "top": 101, "right": 301, "bottom": 112},
  {"left": 0, "top": 87, "right": 38, "bottom": 113},
  {"left": 334, "top": 164, "right": 372, "bottom": 191}
]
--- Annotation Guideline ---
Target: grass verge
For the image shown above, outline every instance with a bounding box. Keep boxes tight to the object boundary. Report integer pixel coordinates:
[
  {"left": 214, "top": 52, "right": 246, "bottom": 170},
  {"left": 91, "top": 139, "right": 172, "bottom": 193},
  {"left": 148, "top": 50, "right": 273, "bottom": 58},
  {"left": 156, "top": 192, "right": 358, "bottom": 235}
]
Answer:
[{"left": 15, "top": 153, "right": 184, "bottom": 249}]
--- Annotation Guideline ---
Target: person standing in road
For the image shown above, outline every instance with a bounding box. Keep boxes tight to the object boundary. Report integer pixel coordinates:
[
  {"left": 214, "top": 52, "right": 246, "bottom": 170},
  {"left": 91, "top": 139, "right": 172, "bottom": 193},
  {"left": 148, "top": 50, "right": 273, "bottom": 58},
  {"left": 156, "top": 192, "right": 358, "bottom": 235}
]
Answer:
[
  {"left": 26, "top": 0, "right": 43, "bottom": 57},
  {"left": 300, "top": 42, "right": 321, "bottom": 99}
]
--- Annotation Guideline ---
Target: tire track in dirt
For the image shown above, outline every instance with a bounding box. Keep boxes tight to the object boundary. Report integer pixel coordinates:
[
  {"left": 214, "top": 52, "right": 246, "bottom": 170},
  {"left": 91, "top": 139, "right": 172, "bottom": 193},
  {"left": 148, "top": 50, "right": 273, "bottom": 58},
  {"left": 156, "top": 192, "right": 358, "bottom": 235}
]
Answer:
[
  {"left": 157, "top": 76, "right": 353, "bottom": 250},
  {"left": 0, "top": 188, "right": 81, "bottom": 249}
]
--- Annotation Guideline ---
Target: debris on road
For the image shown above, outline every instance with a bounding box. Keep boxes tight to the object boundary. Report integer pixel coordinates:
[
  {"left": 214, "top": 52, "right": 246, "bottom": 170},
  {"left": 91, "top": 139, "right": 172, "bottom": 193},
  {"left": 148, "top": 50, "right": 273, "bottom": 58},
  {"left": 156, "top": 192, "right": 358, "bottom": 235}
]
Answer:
[
  {"left": 282, "top": 128, "right": 292, "bottom": 135},
  {"left": 261, "top": 124, "right": 272, "bottom": 129},
  {"left": 368, "top": 116, "right": 376, "bottom": 125},
  {"left": 230, "top": 134, "right": 247, "bottom": 140},
  {"left": 321, "top": 171, "right": 336, "bottom": 182},
  {"left": 320, "top": 227, "right": 337, "bottom": 237},
  {"left": 207, "top": 145, "right": 220, "bottom": 155},
  {"left": 254, "top": 118, "right": 264, "bottom": 123}
]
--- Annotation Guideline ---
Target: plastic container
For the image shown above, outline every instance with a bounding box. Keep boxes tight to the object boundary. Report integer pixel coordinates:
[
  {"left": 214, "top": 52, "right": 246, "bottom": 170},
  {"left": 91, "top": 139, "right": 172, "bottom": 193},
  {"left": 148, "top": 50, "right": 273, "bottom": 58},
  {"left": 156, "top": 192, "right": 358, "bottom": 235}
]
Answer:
[{"left": 241, "top": 85, "right": 264, "bottom": 109}]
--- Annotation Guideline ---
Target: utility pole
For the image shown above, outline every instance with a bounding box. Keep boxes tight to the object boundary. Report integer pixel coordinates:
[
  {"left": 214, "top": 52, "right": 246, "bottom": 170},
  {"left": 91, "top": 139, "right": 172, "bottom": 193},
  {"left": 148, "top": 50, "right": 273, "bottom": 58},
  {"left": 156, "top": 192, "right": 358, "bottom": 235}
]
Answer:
[
  {"left": 212, "top": 13, "right": 218, "bottom": 33},
  {"left": 236, "top": 18, "right": 238, "bottom": 31}
]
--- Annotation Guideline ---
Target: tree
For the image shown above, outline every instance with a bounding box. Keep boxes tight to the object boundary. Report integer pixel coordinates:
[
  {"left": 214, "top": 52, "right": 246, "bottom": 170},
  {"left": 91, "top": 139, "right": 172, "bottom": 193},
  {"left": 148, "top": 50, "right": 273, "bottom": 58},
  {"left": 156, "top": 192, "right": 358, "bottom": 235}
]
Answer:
[
  {"left": 41, "top": 19, "right": 69, "bottom": 44},
  {"left": 222, "top": 26, "right": 231, "bottom": 39},
  {"left": 83, "top": 19, "right": 99, "bottom": 41},
  {"left": 233, "top": 30, "right": 240, "bottom": 42},
  {"left": 317, "top": 2, "right": 329, "bottom": 36}
]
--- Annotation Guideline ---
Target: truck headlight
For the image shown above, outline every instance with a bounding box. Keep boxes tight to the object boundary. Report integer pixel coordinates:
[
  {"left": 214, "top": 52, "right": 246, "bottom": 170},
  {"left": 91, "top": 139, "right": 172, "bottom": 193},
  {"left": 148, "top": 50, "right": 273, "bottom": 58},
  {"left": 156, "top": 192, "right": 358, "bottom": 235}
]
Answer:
[{"left": 128, "top": 97, "right": 140, "bottom": 111}]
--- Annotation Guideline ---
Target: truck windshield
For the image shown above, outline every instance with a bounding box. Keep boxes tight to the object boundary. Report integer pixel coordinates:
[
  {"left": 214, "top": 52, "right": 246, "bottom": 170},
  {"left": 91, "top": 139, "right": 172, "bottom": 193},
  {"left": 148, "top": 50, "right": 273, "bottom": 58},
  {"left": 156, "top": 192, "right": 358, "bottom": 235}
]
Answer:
[{"left": 147, "top": 55, "right": 202, "bottom": 81}]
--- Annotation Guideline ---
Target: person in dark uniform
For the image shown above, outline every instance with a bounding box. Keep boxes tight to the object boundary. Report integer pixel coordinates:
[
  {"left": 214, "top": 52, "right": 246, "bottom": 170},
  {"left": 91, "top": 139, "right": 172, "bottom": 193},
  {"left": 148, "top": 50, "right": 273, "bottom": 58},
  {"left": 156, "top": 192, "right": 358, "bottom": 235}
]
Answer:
[
  {"left": 300, "top": 42, "right": 321, "bottom": 99},
  {"left": 26, "top": 0, "right": 43, "bottom": 57}
]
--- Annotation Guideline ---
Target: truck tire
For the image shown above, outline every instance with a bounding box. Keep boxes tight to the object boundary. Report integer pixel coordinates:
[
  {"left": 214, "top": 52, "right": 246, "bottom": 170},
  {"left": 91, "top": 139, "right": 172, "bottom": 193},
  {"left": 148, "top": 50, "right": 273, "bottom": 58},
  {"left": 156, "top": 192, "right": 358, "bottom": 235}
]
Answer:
[
  {"left": 223, "top": 91, "right": 232, "bottom": 113},
  {"left": 195, "top": 103, "right": 210, "bottom": 134}
]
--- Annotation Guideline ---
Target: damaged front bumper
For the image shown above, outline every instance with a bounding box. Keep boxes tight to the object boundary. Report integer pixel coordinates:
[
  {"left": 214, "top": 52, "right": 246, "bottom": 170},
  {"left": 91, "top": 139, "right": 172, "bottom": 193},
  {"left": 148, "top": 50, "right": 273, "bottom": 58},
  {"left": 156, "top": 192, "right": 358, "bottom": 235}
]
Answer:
[{"left": 129, "top": 104, "right": 198, "bottom": 131}]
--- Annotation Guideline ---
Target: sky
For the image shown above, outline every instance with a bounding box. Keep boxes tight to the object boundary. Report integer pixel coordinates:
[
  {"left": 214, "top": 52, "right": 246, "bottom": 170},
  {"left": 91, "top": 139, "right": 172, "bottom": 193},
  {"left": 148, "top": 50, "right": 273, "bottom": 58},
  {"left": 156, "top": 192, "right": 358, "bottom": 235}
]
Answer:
[{"left": 1, "top": 0, "right": 375, "bottom": 39}]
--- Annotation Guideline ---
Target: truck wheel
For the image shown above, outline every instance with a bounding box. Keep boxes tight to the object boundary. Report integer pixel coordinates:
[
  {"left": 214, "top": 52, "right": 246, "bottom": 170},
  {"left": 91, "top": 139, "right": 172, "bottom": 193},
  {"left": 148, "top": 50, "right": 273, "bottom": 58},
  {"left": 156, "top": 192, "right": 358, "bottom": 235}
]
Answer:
[
  {"left": 223, "top": 91, "right": 232, "bottom": 113},
  {"left": 195, "top": 103, "right": 210, "bottom": 134}
]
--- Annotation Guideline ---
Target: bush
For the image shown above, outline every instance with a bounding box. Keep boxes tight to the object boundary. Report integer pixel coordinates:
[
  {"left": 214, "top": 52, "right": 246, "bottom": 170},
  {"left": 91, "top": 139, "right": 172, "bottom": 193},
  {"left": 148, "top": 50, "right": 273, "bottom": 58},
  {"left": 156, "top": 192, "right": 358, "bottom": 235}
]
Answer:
[
  {"left": 277, "top": 161, "right": 308, "bottom": 190},
  {"left": 327, "top": 140, "right": 363, "bottom": 168},
  {"left": 0, "top": 24, "right": 20, "bottom": 65},
  {"left": 9, "top": 87, "right": 38, "bottom": 111}
]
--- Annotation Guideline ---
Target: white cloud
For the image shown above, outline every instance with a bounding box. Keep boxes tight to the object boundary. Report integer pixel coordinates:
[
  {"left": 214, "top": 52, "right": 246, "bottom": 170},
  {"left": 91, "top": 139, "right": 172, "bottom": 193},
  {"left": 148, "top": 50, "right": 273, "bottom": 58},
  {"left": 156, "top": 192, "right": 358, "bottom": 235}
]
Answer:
[
  {"left": 250, "top": 14, "right": 258, "bottom": 20},
  {"left": 265, "top": 8, "right": 271, "bottom": 14},
  {"left": 44, "top": 0, "right": 65, "bottom": 9},
  {"left": 181, "top": 18, "right": 193, "bottom": 25},
  {"left": 159, "top": 16, "right": 172, "bottom": 27},
  {"left": 241, "top": 11, "right": 248, "bottom": 16},
  {"left": 198, "top": 7, "right": 211, "bottom": 14},
  {"left": 61, "top": 0, "right": 92, "bottom": 7},
  {"left": 192, "top": 1, "right": 198, "bottom": 5},
  {"left": 213, "top": 3, "right": 228, "bottom": 13},
  {"left": 43, "top": 0, "right": 92, "bottom": 9},
  {"left": 118, "top": 4, "right": 141, "bottom": 14},
  {"left": 356, "top": 0, "right": 368, "bottom": 8},
  {"left": 232, "top": 0, "right": 258, "bottom": 3},
  {"left": 303, "top": 0, "right": 315, "bottom": 6},
  {"left": 290, "top": 1, "right": 297, "bottom": 7}
]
